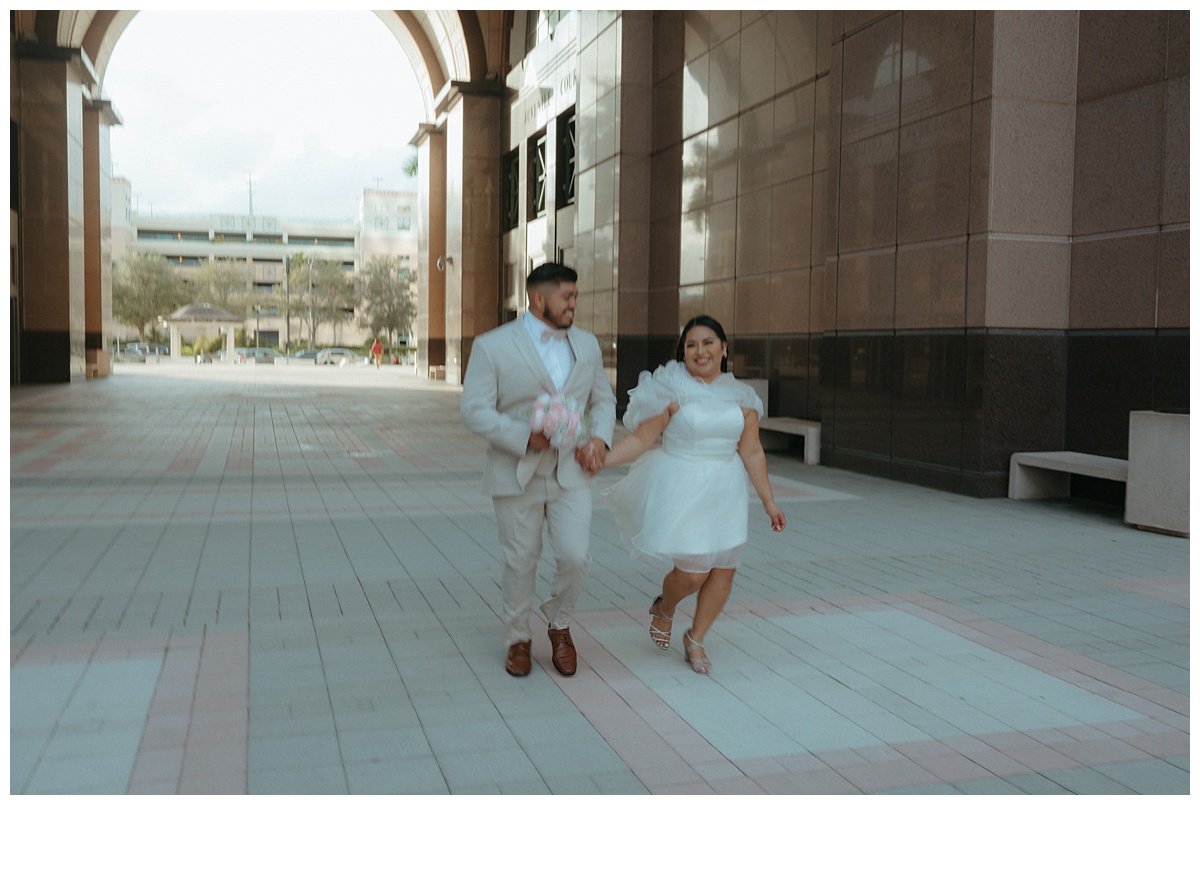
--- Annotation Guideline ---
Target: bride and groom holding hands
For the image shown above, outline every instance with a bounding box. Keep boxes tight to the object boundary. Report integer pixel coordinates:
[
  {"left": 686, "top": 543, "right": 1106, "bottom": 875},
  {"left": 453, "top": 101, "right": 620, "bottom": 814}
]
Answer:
[{"left": 461, "top": 263, "right": 785, "bottom": 679}]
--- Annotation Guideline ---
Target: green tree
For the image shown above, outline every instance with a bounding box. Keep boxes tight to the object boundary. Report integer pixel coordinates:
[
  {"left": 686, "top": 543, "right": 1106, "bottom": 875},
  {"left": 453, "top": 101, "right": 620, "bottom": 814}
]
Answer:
[
  {"left": 287, "top": 254, "right": 352, "bottom": 346},
  {"left": 402, "top": 148, "right": 418, "bottom": 179},
  {"left": 357, "top": 255, "right": 416, "bottom": 350},
  {"left": 112, "top": 253, "right": 185, "bottom": 340},
  {"left": 193, "top": 259, "right": 253, "bottom": 315}
]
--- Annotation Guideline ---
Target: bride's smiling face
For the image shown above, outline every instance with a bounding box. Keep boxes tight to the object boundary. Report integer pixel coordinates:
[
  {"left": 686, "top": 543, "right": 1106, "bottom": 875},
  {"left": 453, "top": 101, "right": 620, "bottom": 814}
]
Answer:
[{"left": 683, "top": 325, "right": 726, "bottom": 382}]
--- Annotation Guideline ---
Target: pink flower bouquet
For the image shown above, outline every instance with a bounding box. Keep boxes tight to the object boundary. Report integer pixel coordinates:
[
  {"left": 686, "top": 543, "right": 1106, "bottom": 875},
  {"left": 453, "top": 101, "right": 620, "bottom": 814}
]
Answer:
[{"left": 529, "top": 393, "right": 590, "bottom": 450}]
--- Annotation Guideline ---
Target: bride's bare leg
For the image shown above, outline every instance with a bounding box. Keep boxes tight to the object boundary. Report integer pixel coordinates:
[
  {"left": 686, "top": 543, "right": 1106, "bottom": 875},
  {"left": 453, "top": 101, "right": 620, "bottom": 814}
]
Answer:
[
  {"left": 682, "top": 568, "right": 735, "bottom": 673},
  {"left": 659, "top": 567, "right": 706, "bottom": 616},
  {"left": 650, "top": 568, "right": 705, "bottom": 642}
]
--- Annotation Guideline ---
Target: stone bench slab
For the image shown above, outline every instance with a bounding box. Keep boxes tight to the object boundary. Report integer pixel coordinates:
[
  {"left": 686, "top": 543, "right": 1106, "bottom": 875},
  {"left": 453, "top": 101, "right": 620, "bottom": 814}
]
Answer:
[{"left": 1009, "top": 451, "right": 1129, "bottom": 500}]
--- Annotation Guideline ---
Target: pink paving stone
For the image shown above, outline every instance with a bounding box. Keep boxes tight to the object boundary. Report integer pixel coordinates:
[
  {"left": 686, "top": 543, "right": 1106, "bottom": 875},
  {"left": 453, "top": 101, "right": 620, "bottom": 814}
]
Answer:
[
  {"left": 658, "top": 780, "right": 718, "bottom": 795},
  {"left": 186, "top": 713, "right": 250, "bottom": 745},
  {"left": 128, "top": 746, "right": 185, "bottom": 787},
  {"left": 692, "top": 759, "right": 748, "bottom": 782},
  {"left": 1051, "top": 738, "right": 1150, "bottom": 767},
  {"left": 708, "top": 776, "right": 768, "bottom": 794},
  {"left": 974, "top": 731, "right": 1041, "bottom": 752},
  {"left": 778, "top": 754, "right": 840, "bottom": 775},
  {"left": 190, "top": 691, "right": 248, "bottom": 715},
  {"left": 833, "top": 758, "right": 936, "bottom": 792},
  {"left": 11, "top": 639, "right": 103, "bottom": 665},
  {"left": 1119, "top": 731, "right": 1190, "bottom": 758},
  {"left": 146, "top": 695, "right": 195, "bottom": 718},
  {"left": 813, "top": 748, "right": 867, "bottom": 768},
  {"left": 853, "top": 744, "right": 908, "bottom": 764},
  {"left": 1093, "top": 720, "right": 1152, "bottom": 739},
  {"left": 736, "top": 757, "right": 791, "bottom": 777},
  {"left": 138, "top": 718, "right": 191, "bottom": 751},
  {"left": 756, "top": 769, "right": 861, "bottom": 794},
  {"left": 128, "top": 778, "right": 180, "bottom": 795},
  {"left": 961, "top": 748, "right": 1034, "bottom": 778},
  {"left": 998, "top": 744, "right": 1079, "bottom": 771},
  {"left": 891, "top": 739, "right": 958, "bottom": 760},
  {"left": 1128, "top": 717, "right": 1183, "bottom": 735},
  {"left": 911, "top": 753, "right": 994, "bottom": 782}
]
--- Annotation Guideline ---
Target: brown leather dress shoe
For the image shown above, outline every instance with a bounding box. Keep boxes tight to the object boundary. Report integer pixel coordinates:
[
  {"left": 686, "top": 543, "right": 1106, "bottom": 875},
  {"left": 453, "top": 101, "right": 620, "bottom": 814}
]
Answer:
[
  {"left": 547, "top": 627, "right": 577, "bottom": 676},
  {"left": 505, "top": 640, "right": 532, "bottom": 677}
]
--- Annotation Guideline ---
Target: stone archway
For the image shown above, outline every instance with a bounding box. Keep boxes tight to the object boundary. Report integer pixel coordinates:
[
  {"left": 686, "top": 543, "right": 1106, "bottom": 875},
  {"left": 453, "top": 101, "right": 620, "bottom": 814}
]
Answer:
[{"left": 11, "top": 9, "right": 506, "bottom": 384}]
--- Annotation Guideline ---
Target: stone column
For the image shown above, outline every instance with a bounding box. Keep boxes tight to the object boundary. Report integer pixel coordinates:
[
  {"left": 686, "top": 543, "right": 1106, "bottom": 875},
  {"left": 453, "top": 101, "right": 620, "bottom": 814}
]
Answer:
[
  {"left": 613, "top": 11, "right": 655, "bottom": 405},
  {"left": 14, "top": 46, "right": 94, "bottom": 383},
  {"left": 84, "top": 98, "right": 121, "bottom": 378},
  {"left": 413, "top": 123, "right": 446, "bottom": 376},
  {"left": 441, "top": 81, "right": 503, "bottom": 385}
]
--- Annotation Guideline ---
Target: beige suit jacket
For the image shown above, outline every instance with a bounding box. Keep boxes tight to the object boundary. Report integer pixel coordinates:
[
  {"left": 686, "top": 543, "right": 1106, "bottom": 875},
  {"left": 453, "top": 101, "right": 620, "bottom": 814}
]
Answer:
[{"left": 461, "top": 319, "right": 617, "bottom": 497}]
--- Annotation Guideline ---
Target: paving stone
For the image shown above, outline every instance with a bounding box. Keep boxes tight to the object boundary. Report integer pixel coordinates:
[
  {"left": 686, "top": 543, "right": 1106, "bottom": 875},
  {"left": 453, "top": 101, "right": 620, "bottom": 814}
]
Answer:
[{"left": 8, "top": 365, "right": 1189, "bottom": 799}]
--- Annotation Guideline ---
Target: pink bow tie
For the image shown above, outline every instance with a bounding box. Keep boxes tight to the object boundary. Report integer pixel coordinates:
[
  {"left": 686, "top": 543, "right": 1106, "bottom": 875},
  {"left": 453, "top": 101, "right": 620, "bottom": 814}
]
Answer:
[{"left": 541, "top": 328, "right": 568, "bottom": 342}]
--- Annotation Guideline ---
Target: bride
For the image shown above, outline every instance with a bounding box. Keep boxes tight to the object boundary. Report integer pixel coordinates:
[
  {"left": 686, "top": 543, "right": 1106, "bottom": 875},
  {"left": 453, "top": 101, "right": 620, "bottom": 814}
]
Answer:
[{"left": 601, "top": 315, "right": 786, "bottom": 674}]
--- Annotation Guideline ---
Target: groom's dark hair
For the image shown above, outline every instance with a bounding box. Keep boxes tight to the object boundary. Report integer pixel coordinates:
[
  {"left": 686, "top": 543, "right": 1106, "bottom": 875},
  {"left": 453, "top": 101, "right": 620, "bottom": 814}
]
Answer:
[{"left": 526, "top": 262, "right": 577, "bottom": 291}]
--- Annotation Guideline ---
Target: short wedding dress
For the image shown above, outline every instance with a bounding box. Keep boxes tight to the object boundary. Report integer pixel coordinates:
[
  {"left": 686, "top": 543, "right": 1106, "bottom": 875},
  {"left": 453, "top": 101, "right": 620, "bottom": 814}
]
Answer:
[{"left": 604, "top": 360, "right": 763, "bottom": 573}]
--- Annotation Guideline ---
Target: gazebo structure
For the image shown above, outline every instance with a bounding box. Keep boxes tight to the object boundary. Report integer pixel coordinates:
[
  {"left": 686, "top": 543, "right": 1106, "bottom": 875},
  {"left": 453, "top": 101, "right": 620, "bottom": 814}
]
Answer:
[{"left": 163, "top": 303, "right": 241, "bottom": 361}]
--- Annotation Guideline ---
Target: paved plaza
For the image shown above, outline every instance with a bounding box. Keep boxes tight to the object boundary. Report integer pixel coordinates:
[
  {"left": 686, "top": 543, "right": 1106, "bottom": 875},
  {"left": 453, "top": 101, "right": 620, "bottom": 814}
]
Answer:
[{"left": 9, "top": 359, "right": 1189, "bottom": 802}]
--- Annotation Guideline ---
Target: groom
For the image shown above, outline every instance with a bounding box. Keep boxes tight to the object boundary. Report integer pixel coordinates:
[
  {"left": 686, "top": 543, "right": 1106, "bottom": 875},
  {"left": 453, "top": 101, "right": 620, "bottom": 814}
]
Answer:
[{"left": 461, "top": 263, "right": 617, "bottom": 677}]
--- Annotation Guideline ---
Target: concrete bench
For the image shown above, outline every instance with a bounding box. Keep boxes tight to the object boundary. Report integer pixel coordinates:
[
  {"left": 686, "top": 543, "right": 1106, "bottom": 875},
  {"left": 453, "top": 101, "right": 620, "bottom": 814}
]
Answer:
[
  {"left": 1008, "top": 451, "right": 1129, "bottom": 500},
  {"left": 746, "top": 379, "right": 821, "bottom": 465}
]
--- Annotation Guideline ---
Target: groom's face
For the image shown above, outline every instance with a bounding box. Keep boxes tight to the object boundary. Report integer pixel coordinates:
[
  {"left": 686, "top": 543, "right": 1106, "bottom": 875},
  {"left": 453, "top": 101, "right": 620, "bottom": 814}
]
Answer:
[{"left": 532, "top": 281, "right": 578, "bottom": 330}]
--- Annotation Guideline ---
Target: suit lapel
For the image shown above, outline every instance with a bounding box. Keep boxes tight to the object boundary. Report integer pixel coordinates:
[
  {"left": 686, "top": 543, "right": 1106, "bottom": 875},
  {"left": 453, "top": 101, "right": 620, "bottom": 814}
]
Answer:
[
  {"left": 562, "top": 327, "right": 585, "bottom": 389},
  {"left": 511, "top": 321, "right": 556, "bottom": 391}
]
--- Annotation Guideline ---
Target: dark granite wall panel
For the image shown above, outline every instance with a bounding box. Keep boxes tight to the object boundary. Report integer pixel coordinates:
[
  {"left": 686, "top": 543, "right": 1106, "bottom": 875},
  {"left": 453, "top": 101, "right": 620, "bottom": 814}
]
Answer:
[
  {"left": 820, "top": 329, "right": 1070, "bottom": 496},
  {"left": 1065, "top": 331, "right": 1156, "bottom": 457},
  {"left": 614, "top": 328, "right": 1186, "bottom": 497},
  {"left": 891, "top": 332, "right": 965, "bottom": 469},
  {"left": 979, "top": 331, "right": 1068, "bottom": 473},
  {"left": 19, "top": 329, "right": 72, "bottom": 384},
  {"left": 830, "top": 333, "right": 895, "bottom": 457},
  {"left": 1152, "top": 329, "right": 1190, "bottom": 413}
]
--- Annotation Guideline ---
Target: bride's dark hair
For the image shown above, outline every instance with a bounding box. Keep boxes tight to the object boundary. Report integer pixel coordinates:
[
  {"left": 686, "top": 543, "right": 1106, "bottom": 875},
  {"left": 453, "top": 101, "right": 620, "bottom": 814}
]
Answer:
[{"left": 676, "top": 315, "right": 729, "bottom": 372}]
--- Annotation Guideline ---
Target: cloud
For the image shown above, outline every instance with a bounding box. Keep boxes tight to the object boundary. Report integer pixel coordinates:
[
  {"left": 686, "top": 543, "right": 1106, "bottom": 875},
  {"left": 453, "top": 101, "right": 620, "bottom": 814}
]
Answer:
[{"left": 105, "top": 9, "right": 424, "bottom": 220}]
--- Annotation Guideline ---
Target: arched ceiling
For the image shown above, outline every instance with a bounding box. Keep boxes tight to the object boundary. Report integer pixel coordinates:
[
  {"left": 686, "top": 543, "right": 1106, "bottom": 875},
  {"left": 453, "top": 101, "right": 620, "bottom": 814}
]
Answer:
[{"left": 26, "top": 9, "right": 490, "bottom": 123}]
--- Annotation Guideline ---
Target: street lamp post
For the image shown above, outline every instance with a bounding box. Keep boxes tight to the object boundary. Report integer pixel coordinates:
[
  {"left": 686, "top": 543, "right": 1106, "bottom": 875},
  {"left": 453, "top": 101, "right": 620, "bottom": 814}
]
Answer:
[{"left": 283, "top": 255, "right": 290, "bottom": 355}]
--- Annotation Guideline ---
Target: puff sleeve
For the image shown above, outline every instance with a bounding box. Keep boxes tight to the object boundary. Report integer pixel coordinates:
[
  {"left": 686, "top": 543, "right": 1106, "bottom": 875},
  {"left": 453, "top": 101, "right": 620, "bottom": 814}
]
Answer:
[
  {"left": 622, "top": 364, "right": 679, "bottom": 431},
  {"left": 723, "top": 376, "right": 764, "bottom": 417}
]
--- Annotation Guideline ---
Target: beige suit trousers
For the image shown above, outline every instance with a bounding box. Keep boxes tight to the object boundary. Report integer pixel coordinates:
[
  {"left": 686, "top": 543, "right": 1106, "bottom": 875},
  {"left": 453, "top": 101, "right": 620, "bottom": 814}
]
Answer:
[{"left": 492, "top": 451, "right": 593, "bottom": 648}]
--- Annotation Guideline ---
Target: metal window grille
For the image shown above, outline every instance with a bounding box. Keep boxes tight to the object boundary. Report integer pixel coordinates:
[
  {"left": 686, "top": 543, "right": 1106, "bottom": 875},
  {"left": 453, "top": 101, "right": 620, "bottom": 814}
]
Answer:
[
  {"left": 529, "top": 132, "right": 547, "bottom": 219},
  {"left": 502, "top": 150, "right": 520, "bottom": 231},
  {"left": 557, "top": 109, "right": 576, "bottom": 207}
]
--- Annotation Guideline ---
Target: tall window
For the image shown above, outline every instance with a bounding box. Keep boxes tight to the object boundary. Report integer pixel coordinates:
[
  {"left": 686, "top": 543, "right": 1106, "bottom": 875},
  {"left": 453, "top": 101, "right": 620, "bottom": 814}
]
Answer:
[
  {"left": 556, "top": 107, "right": 576, "bottom": 208},
  {"left": 501, "top": 149, "right": 520, "bottom": 232},
  {"left": 525, "top": 10, "right": 565, "bottom": 51},
  {"left": 528, "top": 130, "right": 547, "bottom": 219}
]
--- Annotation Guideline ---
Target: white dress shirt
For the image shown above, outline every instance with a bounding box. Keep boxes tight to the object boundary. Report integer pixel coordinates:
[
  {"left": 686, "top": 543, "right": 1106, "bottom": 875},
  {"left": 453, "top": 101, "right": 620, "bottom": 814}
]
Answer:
[{"left": 523, "top": 311, "right": 574, "bottom": 390}]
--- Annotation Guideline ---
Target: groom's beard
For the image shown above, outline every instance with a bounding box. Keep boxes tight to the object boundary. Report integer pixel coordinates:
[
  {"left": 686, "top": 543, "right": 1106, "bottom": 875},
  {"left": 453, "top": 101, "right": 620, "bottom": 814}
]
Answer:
[{"left": 544, "top": 306, "right": 574, "bottom": 329}]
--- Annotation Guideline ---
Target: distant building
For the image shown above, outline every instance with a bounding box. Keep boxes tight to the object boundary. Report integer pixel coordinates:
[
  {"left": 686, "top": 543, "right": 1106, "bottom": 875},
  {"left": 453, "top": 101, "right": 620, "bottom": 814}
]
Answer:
[{"left": 110, "top": 180, "right": 417, "bottom": 349}]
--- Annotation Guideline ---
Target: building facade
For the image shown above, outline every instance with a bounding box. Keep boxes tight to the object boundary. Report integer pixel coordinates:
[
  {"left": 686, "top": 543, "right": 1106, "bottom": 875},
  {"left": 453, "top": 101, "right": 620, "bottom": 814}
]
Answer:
[
  {"left": 108, "top": 180, "right": 418, "bottom": 349},
  {"left": 10, "top": 10, "right": 1189, "bottom": 496}
]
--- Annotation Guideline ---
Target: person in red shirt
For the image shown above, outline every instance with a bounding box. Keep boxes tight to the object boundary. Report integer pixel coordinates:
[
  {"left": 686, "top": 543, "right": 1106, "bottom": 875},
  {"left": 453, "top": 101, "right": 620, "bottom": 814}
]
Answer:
[{"left": 370, "top": 338, "right": 384, "bottom": 369}]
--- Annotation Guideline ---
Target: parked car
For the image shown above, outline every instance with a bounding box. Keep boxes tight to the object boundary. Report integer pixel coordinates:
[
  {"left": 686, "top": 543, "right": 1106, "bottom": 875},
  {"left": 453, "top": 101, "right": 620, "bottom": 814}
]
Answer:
[
  {"left": 290, "top": 349, "right": 319, "bottom": 362},
  {"left": 144, "top": 343, "right": 170, "bottom": 356},
  {"left": 237, "top": 347, "right": 286, "bottom": 364},
  {"left": 315, "top": 347, "right": 364, "bottom": 365},
  {"left": 116, "top": 344, "right": 147, "bottom": 362}
]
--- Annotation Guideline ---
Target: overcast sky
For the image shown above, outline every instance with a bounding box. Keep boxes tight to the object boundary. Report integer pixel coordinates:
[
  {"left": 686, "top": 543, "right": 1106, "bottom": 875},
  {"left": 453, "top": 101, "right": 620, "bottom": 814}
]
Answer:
[{"left": 104, "top": 9, "right": 426, "bottom": 221}]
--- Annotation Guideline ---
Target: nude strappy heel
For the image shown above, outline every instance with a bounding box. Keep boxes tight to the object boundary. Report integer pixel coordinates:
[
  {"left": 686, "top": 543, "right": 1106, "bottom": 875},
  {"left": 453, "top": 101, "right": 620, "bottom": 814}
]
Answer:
[
  {"left": 683, "top": 630, "right": 711, "bottom": 675},
  {"left": 648, "top": 596, "right": 673, "bottom": 650}
]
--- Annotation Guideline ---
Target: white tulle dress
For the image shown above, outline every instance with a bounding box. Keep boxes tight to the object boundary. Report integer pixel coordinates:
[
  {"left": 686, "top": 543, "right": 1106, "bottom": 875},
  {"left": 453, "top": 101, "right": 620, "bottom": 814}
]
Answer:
[{"left": 603, "top": 360, "right": 764, "bottom": 573}]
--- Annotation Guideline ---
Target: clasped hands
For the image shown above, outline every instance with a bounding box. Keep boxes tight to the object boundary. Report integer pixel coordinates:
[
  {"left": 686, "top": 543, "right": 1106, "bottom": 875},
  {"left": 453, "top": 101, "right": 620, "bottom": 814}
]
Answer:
[{"left": 527, "top": 432, "right": 607, "bottom": 477}]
